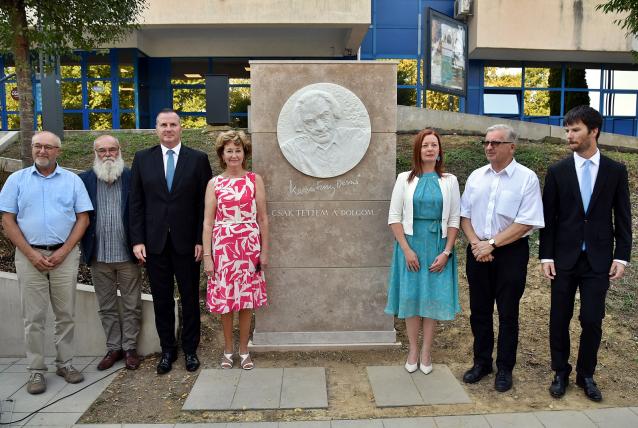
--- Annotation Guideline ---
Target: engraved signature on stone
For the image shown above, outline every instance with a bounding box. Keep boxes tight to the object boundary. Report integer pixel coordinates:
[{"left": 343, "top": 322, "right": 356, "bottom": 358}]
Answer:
[{"left": 288, "top": 178, "right": 359, "bottom": 196}]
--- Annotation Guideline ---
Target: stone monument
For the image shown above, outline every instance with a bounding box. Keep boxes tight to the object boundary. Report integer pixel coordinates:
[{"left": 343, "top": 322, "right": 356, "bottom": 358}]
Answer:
[{"left": 250, "top": 61, "right": 398, "bottom": 350}]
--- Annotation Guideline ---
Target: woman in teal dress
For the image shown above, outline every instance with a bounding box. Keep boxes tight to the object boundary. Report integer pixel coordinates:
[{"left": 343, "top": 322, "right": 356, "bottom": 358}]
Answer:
[{"left": 386, "top": 128, "right": 461, "bottom": 374}]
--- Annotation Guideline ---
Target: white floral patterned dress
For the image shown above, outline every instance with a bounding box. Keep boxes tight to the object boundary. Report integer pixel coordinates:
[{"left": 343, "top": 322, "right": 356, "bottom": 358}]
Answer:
[{"left": 206, "top": 172, "right": 267, "bottom": 314}]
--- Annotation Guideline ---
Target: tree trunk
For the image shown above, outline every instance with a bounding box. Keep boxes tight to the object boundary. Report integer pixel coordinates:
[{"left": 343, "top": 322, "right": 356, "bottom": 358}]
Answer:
[{"left": 8, "top": 0, "right": 34, "bottom": 166}]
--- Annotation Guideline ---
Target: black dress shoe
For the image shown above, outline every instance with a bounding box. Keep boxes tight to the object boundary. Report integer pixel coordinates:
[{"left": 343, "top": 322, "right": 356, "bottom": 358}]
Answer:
[
  {"left": 156, "top": 352, "right": 177, "bottom": 375},
  {"left": 185, "top": 353, "right": 200, "bottom": 372},
  {"left": 463, "top": 364, "right": 493, "bottom": 384},
  {"left": 494, "top": 369, "right": 513, "bottom": 392},
  {"left": 576, "top": 375, "right": 603, "bottom": 402},
  {"left": 549, "top": 373, "right": 569, "bottom": 398}
]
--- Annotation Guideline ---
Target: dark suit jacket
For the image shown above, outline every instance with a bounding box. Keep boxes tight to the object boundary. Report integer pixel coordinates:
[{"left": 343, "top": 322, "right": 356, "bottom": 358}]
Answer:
[
  {"left": 79, "top": 168, "right": 134, "bottom": 265},
  {"left": 129, "top": 144, "right": 212, "bottom": 255},
  {"left": 539, "top": 154, "right": 631, "bottom": 273}
]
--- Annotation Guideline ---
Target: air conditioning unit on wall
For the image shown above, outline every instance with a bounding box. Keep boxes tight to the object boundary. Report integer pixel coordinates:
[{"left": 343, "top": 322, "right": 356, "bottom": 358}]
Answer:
[{"left": 454, "top": 0, "right": 473, "bottom": 19}]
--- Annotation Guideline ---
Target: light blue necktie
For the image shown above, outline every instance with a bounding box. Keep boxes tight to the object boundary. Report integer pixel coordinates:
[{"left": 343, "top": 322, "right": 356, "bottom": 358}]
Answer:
[
  {"left": 166, "top": 149, "right": 175, "bottom": 191},
  {"left": 580, "top": 159, "right": 592, "bottom": 250}
]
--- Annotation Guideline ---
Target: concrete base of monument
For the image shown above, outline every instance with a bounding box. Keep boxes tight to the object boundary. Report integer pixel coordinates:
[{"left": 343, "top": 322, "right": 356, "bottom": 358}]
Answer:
[{"left": 249, "top": 330, "right": 401, "bottom": 352}]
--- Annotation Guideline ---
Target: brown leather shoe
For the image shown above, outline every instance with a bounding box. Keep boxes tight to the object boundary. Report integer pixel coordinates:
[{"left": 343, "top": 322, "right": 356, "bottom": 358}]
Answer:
[
  {"left": 97, "top": 349, "right": 124, "bottom": 371},
  {"left": 125, "top": 349, "right": 141, "bottom": 370}
]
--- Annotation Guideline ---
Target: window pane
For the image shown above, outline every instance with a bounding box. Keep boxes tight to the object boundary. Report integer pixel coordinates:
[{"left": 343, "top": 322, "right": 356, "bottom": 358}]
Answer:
[
  {"left": 425, "top": 90, "right": 459, "bottom": 111},
  {"left": 61, "top": 82, "right": 83, "bottom": 109},
  {"left": 483, "top": 93, "right": 519, "bottom": 115},
  {"left": 604, "top": 70, "right": 638, "bottom": 90},
  {"left": 524, "top": 90, "right": 550, "bottom": 116},
  {"left": 525, "top": 67, "right": 562, "bottom": 88},
  {"left": 4, "top": 66, "right": 16, "bottom": 79},
  {"left": 398, "top": 88, "right": 416, "bottom": 106},
  {"left": 60, "top": 65, "right": 81, "bottom": 79},
  {"left": 484, "top": 67, "right": 522, "bottom": 87},
  {"left": 7, "top": 114, "right": 19, "bottom": 130},
  {"left": 88, "top": 81, "right": 112, "bottom": 109},
  {"left": 4, "top": 84, "right": 19, "bottom": 111},
  {"left": 173, "top": 88, "right": 205, "bottom": 113},
  {"left": 564, "top": 90, "right": 597, "bottom": 112},
  {"left": 230, "top": 86, "right": 250, "bottom": 114},
  {"left": 180, "top": 116, "right": 206, "bottom": 128},
  {"left": 566, "top": 66, "right": 599, "bottom": 89},
  {"left": 119, "top": 65, "right": 134, "bottom": 79},
  {"left": 120, "top": 113, "right": 135, "bottom": 129},
  {"left": 119, "top": 82, "right": 135, "bottom": 110},
  {"left": 171, "top": 59, "right": 208, "bottom": 84},
  {"left": 89, "top": 113, "right": 112, "bottom": 130},
  {"left": 603, "top": 93, "right": 637, "bottom": 116},
  {"left": 231, "top": 115, "right": 248, "bottom": 128},
  {"left": 397, "top": 59, "right": 417, "bottom": 85},
  {"left": 63, "top": 113, "right": 83, "bottom": 130}
]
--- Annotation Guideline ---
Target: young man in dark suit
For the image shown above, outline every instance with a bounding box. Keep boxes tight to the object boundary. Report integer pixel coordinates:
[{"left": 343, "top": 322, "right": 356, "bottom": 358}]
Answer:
[
  {"left": 540, "top": 105, "right": 632, "bottom": 402},
  {"left": 129, "top": 109, "right": 212, "bottom": 374}
]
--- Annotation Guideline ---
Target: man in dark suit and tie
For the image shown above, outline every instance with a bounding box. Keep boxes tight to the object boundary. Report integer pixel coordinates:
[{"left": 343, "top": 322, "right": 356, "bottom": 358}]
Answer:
[
  {"left": 540, "top": 105, "right": 632, "bottom": 402},
  {"left": 130, "top": 108, "right": 212, "bottom": 374}
]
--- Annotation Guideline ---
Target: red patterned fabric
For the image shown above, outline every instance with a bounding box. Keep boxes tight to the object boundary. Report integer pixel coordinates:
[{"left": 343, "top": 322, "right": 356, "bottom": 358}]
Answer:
[{"left": 206, "top": 172, "right": 267, "bottom": 314}]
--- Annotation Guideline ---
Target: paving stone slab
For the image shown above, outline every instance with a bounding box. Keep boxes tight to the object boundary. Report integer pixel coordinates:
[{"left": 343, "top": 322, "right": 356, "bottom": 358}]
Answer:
[
  {"left": 279, "top": 421, "right": 331, "bottom": 427},
  {"left": 381, "top": 417, "right": 436, "bottom": 427},
  {"left": 0, "top": 364, "right": 9, "bottom": 373},
  {"left": 0, "top": 411, "right": 30, "bottom": 427},
  {"left": 366, "top": 366, "right": 422, "bottom": 407},
  {"left": 280, "top": 368, "right": 327, "bottom": 409},
  {"left": 227, "top": 423, "right": 277, "bottom": 428},
  {"left": 485, "top": 412, "right": 543, "bottom": 428},
  {"left": 183, "top": 369, "right": 240, "bottom": 410},
  {"left": 411, "top": 365, "right": 471, "bottom": 405},
  {"left": 367, "top": 365, "right": 471, "bottom": 407},
  {"left": 534, "top": 410, "right": 597, "bottom": 428},
  {"left": 434, "top": 415, "right": 490, "bottom": 428},
  {"left": 22, "top": 411, "right": 83, "bottom": 426},
  {"left": 73, "top": 425, "right": 123, "bottom": 428},
  {"left": 331, "top": 420, "right": 384, "bottom": 427},
  {"left": 45, "top": 376, "right": 113, "bottom": 412},
  {"left": 584, "top": 407, "right": 638, "bottom": 428},
  {"left": 630, "top": 407, "right": 638, "bottom": 416},
  {"left": 0, "top": 357, "right": 21, "bottom": 364},
  {"left": 122, "top": 425, "right": 174, "bottom": 428},
  {"left": 0, "top": 372, "right": 27, "bottom": 398},
  {"left": 231, "top": 368, "right": 283, "bottom": 410},
  {"left": 175, "top": 424, "right": 227, "bottom": 428},
  {"left": 9, "top": 374, "right": 68, "bottom": 413}
]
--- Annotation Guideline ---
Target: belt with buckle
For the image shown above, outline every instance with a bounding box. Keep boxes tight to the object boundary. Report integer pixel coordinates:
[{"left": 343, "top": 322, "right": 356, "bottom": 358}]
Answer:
[{"left": 31, "top": 243, "right": 64, "bottom": 251}]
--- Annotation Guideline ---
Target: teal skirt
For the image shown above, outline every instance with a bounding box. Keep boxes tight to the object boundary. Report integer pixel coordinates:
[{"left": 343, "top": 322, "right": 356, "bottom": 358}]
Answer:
[{"left": 385, "top": 219, "right": 461, "bottom": 320}]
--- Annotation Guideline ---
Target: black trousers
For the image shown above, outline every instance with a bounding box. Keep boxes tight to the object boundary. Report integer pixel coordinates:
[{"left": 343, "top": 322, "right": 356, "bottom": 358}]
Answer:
[
  {"left": 466, "top": 238, "right": 529, "bottom": 371},
  {"left": 146, "top": 232, "right": 201, "bottom": 355},
  {"left": 550, "top": 252, "right": 609, "bottom": 378}
]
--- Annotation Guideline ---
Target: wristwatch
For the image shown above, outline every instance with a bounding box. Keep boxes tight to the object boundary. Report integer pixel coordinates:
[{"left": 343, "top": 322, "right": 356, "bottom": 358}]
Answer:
[
  {"left": 442, "top": 249, "right": 452, "bottom": 256},
  {"left": 488, "top": 238, "right": 497, "bottom": 248}
]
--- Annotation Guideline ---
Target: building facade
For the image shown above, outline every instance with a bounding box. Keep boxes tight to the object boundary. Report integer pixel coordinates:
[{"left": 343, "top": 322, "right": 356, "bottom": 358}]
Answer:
[{"left": 2, "top": 0, "right": 637, "bottom": 135}]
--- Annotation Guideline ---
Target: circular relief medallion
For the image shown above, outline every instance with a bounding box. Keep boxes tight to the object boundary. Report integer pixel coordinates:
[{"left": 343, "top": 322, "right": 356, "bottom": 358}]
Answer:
[{"left": 277, "top": 83, "right": 371, "bottom": 178}]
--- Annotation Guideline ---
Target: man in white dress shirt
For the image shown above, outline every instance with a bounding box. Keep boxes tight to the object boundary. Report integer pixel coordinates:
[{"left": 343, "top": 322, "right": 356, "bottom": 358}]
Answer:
[{"left": 460, "top": 124, "right": 544, "bottom": 393}]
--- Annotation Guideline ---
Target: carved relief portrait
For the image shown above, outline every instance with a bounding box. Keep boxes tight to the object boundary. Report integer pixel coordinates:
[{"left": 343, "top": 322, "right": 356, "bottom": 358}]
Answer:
[{"left": 277, "top": 83, "right": 372, "bottom": 178}]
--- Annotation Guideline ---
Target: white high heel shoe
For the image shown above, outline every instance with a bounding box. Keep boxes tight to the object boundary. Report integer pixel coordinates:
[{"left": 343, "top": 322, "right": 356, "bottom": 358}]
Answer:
[
  {"left": 420, "top": 354, "right": 433, "bottom": 375},
  {"left": 404, "top": 358, "right": 418, "bottom": 373}
]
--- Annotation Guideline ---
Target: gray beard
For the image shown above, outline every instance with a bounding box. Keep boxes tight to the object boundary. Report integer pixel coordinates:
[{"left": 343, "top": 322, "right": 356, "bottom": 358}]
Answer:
[{"left": 93, "top": 155, "right": 124, "bottom": 183}]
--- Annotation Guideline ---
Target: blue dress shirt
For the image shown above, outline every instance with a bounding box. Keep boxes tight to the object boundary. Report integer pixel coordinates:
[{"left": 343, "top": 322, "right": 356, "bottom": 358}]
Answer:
[{"left": 0, "top": 164, "right": 93, "bottom": 245}]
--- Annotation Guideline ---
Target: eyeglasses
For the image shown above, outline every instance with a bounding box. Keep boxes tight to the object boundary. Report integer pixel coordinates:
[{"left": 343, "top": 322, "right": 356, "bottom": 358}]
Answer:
[
  {"left": 32, "top": 144, "right": 60, "bottom": 151},
  {"left": 95, "top": 147, "right": 119, "bottom": 154},
  {"left": 480, "top": 140, "right": 512, "bottom": 147}
]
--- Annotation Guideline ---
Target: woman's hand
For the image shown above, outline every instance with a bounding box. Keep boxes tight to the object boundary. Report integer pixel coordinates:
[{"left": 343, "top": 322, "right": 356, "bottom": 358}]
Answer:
[
  {"left": 259, "top": 252, "right": 269, "bottom": 270},
  {"left": 403, "top": 247, "right": 420, "bottom": 272},
  {"left": 429, "top": 252, "right": 449, "bottom": 273},
  {"left": 203, "top": 257, "right": 214, "bottom": 278}
]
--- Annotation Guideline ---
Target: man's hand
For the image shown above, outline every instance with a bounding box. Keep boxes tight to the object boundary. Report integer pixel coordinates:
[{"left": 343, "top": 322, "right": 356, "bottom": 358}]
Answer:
[
  {"left": 471, "top": 240, "right": 494, "bottom": 260},
  {"left": 194, "top": 244, "right": 203, "bottom": 262},
  {"left": 609, "top": 261, "right": 626, "bottom": 281},
  {"left": 47, "top": 247, "right": 70, "bottom": 267},
  {"left": 28, "top": 250, "right": 55, "bottom": 272},
  {"left": 542, "top": 262, "right": 556, "bottom": 280},
  {"left": 133, "top": 244, "right": 146, "bottom": 263}
]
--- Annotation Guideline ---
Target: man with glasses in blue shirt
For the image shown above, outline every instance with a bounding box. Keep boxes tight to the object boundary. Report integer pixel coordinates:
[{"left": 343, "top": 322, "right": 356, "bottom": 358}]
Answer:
[
  {"left": 0, "top": 131, "right": 93, "bottom": 395},
  {"left": 460, "top": 124, "right": 544, "bottom": 393}
]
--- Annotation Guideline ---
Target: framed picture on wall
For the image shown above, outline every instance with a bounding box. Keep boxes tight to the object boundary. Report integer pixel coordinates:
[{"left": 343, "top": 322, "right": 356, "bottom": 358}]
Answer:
[{"left": 425, "top": 8, "right": 468, "bottom": 97}]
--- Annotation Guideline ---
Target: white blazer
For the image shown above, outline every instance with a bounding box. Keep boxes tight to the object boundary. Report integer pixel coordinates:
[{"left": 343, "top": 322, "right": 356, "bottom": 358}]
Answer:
[{"left": 388, "top": 171, "right": 461, "bottom": 237}]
